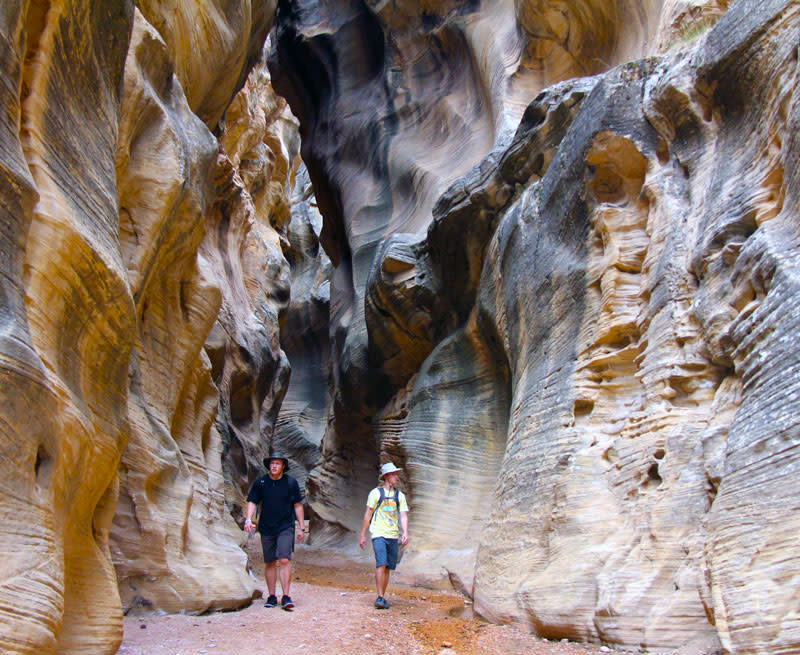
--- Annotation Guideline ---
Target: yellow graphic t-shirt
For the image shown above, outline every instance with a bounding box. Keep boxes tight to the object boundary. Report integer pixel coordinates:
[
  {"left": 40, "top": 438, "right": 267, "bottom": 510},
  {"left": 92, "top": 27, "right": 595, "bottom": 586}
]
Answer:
[{"left": 367, "top": 487, "right": 409, "bottom": 539}]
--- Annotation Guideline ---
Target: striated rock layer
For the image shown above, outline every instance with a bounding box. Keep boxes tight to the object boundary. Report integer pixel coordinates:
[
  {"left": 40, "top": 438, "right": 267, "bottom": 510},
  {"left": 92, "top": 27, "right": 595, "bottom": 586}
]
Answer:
[
  {"left": 267, "top": 0, "right": 704, "bottom": 541},
  {"left": 111, "top": 0, "right": 307, "bottom": 619},
  {"left": 1, "top": 0, "right": 799, "bottom": 654},
  {"left": 112, "top": 8, "right": 252, "bottom": 616},
  {"left": 1, "top": 0, "right": 303, "bottom": 652},
  {"left": 0, "top": 2, "right": 135, "bottom": 653},
  {"left": 270, "top": 0, "right": 800, "bottom": 652}
]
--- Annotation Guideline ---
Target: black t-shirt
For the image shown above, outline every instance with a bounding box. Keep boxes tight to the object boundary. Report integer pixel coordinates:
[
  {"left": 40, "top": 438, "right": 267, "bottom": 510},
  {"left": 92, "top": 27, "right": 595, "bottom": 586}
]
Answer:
[{"left": 246, "top": 474, "right": 303, "bottom": 535}]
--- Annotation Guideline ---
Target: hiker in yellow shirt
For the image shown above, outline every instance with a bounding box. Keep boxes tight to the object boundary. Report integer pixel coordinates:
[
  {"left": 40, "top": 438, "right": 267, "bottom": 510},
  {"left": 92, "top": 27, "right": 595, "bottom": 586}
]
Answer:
[{"left": 358, "top": 462, "right": 409, "bottom": 609}]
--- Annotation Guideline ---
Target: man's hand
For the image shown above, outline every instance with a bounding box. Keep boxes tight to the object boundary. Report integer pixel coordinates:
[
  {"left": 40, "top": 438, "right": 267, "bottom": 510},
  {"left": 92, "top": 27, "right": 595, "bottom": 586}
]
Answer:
[
  {"left": 297, "top": 525, "right": 305, "bottom": 543},
  {"left": 244, "top": 518, "right": 256, "bottom": 534},
  {"left": 359, "top": 533, "right": 366, "bottom": 549},
  {"left": 400, "top": 533, "right": 408, "bottom": 546}
]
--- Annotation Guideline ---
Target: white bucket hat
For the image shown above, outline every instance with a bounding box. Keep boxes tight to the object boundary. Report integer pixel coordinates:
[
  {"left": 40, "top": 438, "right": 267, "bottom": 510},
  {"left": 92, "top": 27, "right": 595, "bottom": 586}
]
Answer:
[{"left": 379, "top": 462, "right": 402, "bottom": 478}]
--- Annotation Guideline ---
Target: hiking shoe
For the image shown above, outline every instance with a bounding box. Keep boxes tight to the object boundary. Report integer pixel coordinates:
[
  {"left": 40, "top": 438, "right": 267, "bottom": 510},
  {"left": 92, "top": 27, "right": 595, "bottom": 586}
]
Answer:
[
  {"left": 281, "top": 595, "right": 294, "bottom": 611},
  {"left": 264, "top": 594, "right": 278, "bottom": 608},
  {"left": 374, "top": 596, "right": 389, "bottom": 609}
]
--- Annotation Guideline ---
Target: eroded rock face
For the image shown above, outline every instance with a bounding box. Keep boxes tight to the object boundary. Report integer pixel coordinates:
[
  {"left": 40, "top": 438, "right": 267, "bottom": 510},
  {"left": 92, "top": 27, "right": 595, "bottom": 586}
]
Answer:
[
  {"left": 1, "top": 0, "right": 300, "bottom": 651},
  {"left": 204, "top": 42, "right": 298, "bottom": 527},
  {"left": 0, "top": 2, "right": 135, "bottom": 653},
  {"left": 135, "top": 0, "right": 274, "bottom": 128},
  {"left": 267, "top": 0, "right": 695, "bottom": 543},
  {"left": 270, "top": 166, "right": 330, "bottom": 496},
  {"left": 112, "top": 2, "right": 308, "bottom": 618},
  {"left": 112, "top": 9, "right": 254, "bottom": 616},
  {"left": 270, "top": 0, "right": 800, "bottom": 652},
  {"left": 2, "top": 1, "right": 799, "bottom": 654}
]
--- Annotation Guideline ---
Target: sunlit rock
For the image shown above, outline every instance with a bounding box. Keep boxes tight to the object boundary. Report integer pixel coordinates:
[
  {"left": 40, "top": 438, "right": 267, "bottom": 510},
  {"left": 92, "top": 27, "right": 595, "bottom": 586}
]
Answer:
[
  {"left": 2, "top": 0, "right": 798, "bottom": 654},
  {"left": 0, "top": 2, "right": 135, "bottom": 653},
  {"left": 135, "top": 0, "right": 276, "bottom": 128},
  {"left": 112, "top": 9, "right": 254, "bottom": 616}
]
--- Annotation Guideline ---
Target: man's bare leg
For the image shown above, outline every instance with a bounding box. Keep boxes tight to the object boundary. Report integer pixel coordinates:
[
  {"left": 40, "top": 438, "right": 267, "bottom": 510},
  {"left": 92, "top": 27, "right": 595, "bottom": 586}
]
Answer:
[
  {"left": 279, "top": 558, "right": 292, "bottom": 596},
  {"left": 375, "top": 565, "right": 390, "bottom": 597},
  {"left": 265, "top": 560, "right": 278, "bottom": 597}
]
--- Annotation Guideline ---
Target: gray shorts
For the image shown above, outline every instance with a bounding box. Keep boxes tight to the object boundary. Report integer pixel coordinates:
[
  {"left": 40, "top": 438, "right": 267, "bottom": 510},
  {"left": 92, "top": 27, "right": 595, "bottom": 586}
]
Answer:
[{"left": 261, "top": 526, "right": 295, "bottom": 563}]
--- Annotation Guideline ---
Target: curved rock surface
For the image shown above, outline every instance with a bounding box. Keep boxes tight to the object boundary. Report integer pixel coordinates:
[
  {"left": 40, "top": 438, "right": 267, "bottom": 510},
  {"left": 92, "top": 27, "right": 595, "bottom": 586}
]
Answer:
[
  {"left": 112, "top": 9, "right": 252, "bottom": 616},
  {"left": 270, "top": 0, "right": 800, "bottom": 653},
  {"left": 267, "top": 0, "right": 704, "bottom": 539},
  {"left": 2, "top": 0, "right": 800, "bottom": 654},
  {"left": 269, "top": 165, "right": 330, "bottom": 495},
  {"left": 1, "top": 2, "right": 134, "bottom": 653},
  {"left": 1, "top": 0, "right": 300, "bottom": 652}
]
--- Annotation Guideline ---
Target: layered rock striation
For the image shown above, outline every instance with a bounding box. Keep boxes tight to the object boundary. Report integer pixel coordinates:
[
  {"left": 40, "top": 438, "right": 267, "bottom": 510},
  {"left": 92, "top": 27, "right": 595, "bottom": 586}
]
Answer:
[
  {"left": 2, "top": 0, "right": 799, "bottom": 654},
  {"left": 1, "top": 0, "right": 304, "bottom": 652},
  {"left": 270, "top": 0, "right": 800, "bottom": 652},
  {"left": 1, "top": 3, "right": 135, "bottom": 653}
]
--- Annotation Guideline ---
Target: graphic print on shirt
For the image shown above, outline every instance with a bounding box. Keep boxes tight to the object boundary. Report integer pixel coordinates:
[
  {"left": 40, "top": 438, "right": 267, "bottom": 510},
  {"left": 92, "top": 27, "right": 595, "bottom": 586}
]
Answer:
[{"left": 379, "top": 497, "right": 398, "bottom": 524}]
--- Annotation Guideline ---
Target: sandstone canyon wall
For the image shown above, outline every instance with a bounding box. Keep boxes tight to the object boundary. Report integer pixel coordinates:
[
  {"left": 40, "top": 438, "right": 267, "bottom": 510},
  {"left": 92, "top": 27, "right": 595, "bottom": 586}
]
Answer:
[
  {"left": 0, "top": 1, "right": 309, "bottom": 653},
  {"left": 1, "top": 3, "right": 135, "bottom": 653},
  {"left": 269, "top": 0, "right": 800, "bottom": 653},
  {"left": 1, "top": 1, "right": 800, "bottom": 655}
]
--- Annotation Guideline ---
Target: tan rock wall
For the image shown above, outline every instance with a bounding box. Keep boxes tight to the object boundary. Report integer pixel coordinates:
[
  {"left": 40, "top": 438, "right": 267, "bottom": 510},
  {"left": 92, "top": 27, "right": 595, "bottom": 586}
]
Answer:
[
  {"left": 112, "top": 2, "right": 304, "bottom": 618},
  {"left": 1, "top": 0, "right": 299, "bottom": 652},
  {"left": 0, "top": 2, "right": 135, "bottom": 653},
  {"left": 204, "top": 44, "right": 304, "bottom": 517},
  {"left": 2, "top": 0, "right": 798, "bottom": 654},
  {"left": 270, "top": 0, "right": 800, "bottom": 653},
  {"left": 111, "top": 10, "right": 254, "bottom": 615}
]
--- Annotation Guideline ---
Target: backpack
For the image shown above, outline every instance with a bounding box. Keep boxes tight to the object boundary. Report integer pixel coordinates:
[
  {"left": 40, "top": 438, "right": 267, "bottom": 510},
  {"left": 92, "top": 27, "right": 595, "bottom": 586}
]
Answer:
[{"left": 370, "top": 487, "right": 400, "bottom": 529}]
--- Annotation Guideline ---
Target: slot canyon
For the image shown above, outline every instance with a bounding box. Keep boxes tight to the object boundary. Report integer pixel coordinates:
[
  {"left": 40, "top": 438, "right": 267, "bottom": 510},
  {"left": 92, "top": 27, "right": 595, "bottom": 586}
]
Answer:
[{"left": 1, "top": 0, "right": 799, "bottom": 653}]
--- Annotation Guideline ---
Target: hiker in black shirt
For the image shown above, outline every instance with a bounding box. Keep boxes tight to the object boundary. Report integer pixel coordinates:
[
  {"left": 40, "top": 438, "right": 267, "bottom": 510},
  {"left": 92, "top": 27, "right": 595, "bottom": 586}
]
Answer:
[{"left": 244, "top": 454, "right": 305, "bottom": 610}]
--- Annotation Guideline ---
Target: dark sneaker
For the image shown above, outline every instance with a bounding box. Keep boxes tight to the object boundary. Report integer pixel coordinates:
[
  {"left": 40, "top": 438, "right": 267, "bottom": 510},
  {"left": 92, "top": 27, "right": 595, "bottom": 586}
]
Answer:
[
  {"left": 264, "top": 594, "right": 278, "bottom": 608},
  {"left": 375, "top": 596, "right": 389, "bottom": 609},
  {"left": 281, "top": 595, "right": 295, "bottom": 611},
  {"left": 380, "top": 597, "right": 390, "bottom": 609}
]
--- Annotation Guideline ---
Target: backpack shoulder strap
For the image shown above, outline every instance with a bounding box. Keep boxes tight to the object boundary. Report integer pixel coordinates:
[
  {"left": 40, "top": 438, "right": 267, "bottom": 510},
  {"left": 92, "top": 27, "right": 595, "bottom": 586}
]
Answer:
[{"left": 369, "top": 487, "right": 385, "bottom": 525}]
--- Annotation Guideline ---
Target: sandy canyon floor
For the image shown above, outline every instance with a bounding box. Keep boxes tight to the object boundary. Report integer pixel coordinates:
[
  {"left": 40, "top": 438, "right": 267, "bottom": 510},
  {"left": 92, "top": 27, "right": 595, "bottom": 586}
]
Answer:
[{"left": 119, "top": 540, "right": 616, "bottom": 655}]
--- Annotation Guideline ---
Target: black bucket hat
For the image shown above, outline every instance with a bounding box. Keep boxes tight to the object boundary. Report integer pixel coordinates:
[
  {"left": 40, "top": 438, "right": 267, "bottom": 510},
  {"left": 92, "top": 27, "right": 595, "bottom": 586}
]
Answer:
[{"left": 263, "top": 453, "right": 290, "bottom": 471}]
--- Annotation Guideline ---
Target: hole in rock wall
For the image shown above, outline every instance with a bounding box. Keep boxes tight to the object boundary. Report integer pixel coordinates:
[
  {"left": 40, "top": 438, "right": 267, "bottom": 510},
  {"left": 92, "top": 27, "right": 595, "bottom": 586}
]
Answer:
[
  {"left": 179, "top": 279, "right": 191, "bottom": 321},
  {"left": 34, "top": 444, "right": 53, "bottom": 487},
  {"left": 229, "top": 371, "right": 255, "bottom": 428},
  {"left": 573, "top": 397, "right": 594, "bottom": 416},
  {"left": 586, "top": 132, "right": 648, "bottom": 206},
  {"left": 646, "top": 462, "right": 662, "bottom": 486},
  {"left": 656, "top": 139, "right": 670, "bottom": 165}
]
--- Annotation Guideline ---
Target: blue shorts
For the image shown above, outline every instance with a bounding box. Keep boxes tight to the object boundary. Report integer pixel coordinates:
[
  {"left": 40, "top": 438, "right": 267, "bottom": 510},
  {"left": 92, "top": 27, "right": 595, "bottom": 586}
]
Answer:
[{"left": 372, "top": 537, "right": 398, "bottom": 570}]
